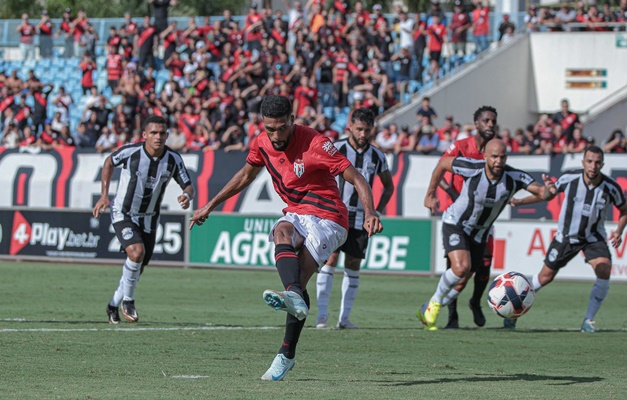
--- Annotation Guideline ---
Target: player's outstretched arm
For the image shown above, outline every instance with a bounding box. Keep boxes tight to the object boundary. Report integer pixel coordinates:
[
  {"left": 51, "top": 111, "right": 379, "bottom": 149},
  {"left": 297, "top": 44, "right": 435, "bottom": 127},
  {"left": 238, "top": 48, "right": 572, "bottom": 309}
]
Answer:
[
  {"left": 424, "top": 156, "right": 455, "bottom": 215},
  {"left": 610, "top": 202, "right": 627, "bottom": 248},
  {"left": 189, "top": 163, "right": 263, "bottom": 229},
  {"left": 341, "top": 165, "right": 383, "bottom": 237},
  {"left": 511, "top": 173, "right": 557, "bottom": 207},
  {"left": 93, "top": 156, "right": 114, "bottom": 218}
]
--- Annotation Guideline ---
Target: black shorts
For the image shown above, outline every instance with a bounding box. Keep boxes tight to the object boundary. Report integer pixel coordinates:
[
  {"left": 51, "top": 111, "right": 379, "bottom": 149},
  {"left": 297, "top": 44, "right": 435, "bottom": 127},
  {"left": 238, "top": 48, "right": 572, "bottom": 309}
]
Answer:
[
  {"left": 442, "top": 223, "right": 486, "bottom": 272},
  {"left": 338, "top": 228, "right": 370, "bottom": 259},
  {"left": 112, "top": 219, "right": 156, "bottom": 267},
  {"left": 544, "top": 239, "right": 611, "bottom": 271},
  {"left": 430, "top": 51, "right": 441, "bottom": 62}
]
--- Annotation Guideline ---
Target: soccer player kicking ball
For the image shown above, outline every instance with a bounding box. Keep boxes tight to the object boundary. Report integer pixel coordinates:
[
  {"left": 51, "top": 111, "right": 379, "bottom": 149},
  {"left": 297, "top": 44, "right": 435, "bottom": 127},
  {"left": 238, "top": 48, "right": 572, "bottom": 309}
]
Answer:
[
  {"left": 315, "top": 108, "right": 394, "bottom": 329},
  {"left": 505, "top": 146, "right": 627, "bottom": 332},
  {"left": 93, "top": 115, "right": 195, "bottom": 324},
  {"left": 418, "top": 139, "right": 556, "bottom": 331},
  {"left": 189, "top": 95, "right": 383, "bottom": 380}
]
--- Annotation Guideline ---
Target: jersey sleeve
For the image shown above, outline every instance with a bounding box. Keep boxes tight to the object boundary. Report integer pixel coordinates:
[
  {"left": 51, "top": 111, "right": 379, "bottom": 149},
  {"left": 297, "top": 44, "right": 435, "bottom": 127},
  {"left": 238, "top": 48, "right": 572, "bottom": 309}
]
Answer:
[
  {"left": 245, "top": 135, "right": 265, "bottom": 167},
  {"left": 442, "top": 141, "right": 461, "bottom": 158},
  {"left": 607, "top": 177, "right": 627, "bottom": 208},
  {"left": 110, "top": 144, "right": 138, "bottom": 167},
  {"left": 313, "top": 137, "right": 352, "bottom": 176},
  {"left": 451, "top": 157, "right": 484, "bottom": 178},
  {"left": 555, "top": 170, "right": 581, "bottom": 193},
  {"left": 171, "top": 152, "right": 192, "bottom": 189},
  {"left": 374, "top": 148, "right": 389, "bottom": 174},
  {"left": 508, "top": 167, "right": 535, "bottom": 191}
]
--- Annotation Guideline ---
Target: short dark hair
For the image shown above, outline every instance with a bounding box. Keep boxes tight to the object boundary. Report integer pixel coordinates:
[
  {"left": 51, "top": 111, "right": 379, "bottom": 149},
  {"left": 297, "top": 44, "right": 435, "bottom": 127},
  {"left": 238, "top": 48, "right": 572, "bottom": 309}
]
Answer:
[
  {"left": 473, "top": 105, "right": 497, "bottom": 122},
  {"left": 584, "top": 145, "right": 604, "bottom": 161},
  {"left": 351, "top": 108, "right": 375, "bottom": 127},
  {"left": 261, "top": 95, "right": 292, "bottom": 119},
  {"left": 143, "top": 115, "right": 168, "bottom": 130}
]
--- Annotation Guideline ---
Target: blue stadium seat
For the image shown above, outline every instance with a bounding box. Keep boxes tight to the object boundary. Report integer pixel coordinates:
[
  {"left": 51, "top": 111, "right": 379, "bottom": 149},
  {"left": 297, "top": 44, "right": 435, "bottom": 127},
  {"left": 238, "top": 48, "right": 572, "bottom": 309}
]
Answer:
[
  {"left": 322, "top": 107, "right": 334, "bottom": 120},
  {"left": 67, "top": 58, "right": 79, "bottom": 68},
  {"left": 96, "top": 56, "right": 106, "bottom": 68}
]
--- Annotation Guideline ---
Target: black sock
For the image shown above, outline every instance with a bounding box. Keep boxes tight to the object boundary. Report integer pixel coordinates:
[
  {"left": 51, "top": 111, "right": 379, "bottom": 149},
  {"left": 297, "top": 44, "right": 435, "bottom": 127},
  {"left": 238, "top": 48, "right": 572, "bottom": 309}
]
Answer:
[
  {"left": 274, "top": 244, "right": 302, "bottom": 296},
  {"left": 471, "top": 266, "right": 491, "bottom": 305},
  {"left": 279, "top": 290, "right": 310, "bottom": 359},
  {"left": 448, "top": 297, "right": 458, "bottom": 313}
]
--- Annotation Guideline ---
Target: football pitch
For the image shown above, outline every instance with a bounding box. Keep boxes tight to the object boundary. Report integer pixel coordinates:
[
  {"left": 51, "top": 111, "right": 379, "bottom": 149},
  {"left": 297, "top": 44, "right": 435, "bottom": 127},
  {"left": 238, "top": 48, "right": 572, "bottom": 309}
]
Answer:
[{"left": 1, "top": 262, "right": 625, "bottom": 400}]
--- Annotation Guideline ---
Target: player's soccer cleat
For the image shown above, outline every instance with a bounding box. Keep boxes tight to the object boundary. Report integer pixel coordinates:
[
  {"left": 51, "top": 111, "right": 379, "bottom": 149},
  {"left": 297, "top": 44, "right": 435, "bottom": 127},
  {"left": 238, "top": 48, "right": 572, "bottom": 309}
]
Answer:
[
  {"left": 581, "top": 319, "right": 597, "bottom": 333},
  {"left": 445, "top": 298, "right": 459, "bottom": 329},
  {"left": 261, "top": 354, "right": 295, "bottom": 381},
  {"left": 468, "top": 299, "right": 486, "bottom": 327},
  {"left": 417, "top": 300, "right": 441, "bottom": 331},
  {"left": 337, "top": 320, "right": 359, "bottom": 329},
  {"left": 106, "top": 304, "right": 120, "bottom": 324},
  {"left": 315, "top": 316, "right": 328, "bottom": 329},
  {"left": 121, "top": 300, "right": 139, "bottom": 323},
  {"left": 263, "top": 290, "right": 309, "bottom": 321},
  {"left": 503, "top": 318, "right": 517, "bottom": 329}
]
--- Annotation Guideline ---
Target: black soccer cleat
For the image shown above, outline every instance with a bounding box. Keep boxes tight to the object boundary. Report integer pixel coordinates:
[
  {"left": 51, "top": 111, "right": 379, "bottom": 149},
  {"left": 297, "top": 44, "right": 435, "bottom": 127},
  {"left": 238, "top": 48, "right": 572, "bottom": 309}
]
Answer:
[
  {"left": 121, "top": 300, "right": 139, "bottom": 323},
  {"left": 106, "top": 304, "right": 121, "bottom": 324},
  {"left": 445, "top": 299, "right": 459, "bottom": 329},
  {"left": 468, "top": 299, "right": 486, "bottom": 327}
]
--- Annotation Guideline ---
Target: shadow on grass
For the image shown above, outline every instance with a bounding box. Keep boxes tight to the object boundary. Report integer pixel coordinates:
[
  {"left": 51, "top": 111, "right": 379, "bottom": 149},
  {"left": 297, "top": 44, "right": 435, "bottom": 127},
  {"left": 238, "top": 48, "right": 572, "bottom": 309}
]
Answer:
[{"left": 379, "top": 373, "right": 604, "bottom": 387}]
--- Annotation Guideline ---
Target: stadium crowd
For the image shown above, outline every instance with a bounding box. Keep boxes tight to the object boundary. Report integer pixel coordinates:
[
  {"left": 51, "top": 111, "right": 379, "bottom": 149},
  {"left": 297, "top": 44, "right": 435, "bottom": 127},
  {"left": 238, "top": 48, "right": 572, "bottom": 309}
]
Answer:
[{"left": 1, "top": 0, "right": 627, "bottom": 154}]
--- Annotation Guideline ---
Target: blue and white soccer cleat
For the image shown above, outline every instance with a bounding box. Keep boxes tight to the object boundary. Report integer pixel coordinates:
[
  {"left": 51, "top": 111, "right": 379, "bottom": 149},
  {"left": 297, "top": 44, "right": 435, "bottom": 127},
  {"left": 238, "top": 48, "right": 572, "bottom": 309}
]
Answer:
[
  {"left": 581, "top": 319, "right": 597, "bottom": 333},
  {"left": 261, "top": 354, "right": 295, "bottom": 381},
  {"left": 503, "top": 318, "right": 517, "bottom": 329},
  {"left": 263, "top": 290, "right": 309, "bottom": 321}
]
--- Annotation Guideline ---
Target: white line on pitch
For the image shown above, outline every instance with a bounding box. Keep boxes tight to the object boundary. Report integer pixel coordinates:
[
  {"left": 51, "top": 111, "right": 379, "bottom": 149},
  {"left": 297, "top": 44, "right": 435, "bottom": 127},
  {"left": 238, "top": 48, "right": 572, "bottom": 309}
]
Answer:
[
  {"left": 0, "top": 326, "right": 281, "bottom": 333},
  {"left": 170, "top": 375, "right": 210, "bottom": 379}
]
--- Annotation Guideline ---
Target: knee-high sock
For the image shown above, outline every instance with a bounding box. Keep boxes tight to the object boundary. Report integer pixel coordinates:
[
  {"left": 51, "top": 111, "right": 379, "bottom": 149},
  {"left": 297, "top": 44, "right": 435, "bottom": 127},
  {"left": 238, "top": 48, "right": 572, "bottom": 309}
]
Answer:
[
  {"left": 110, "top": 277, "right": 124, "bottom": 307},
  {"left": 431, "top": 269, "right": 463, "bottom": 303},
  {"left": 275, "top": 244, "right": 302, "bottom": 296},
  {"left": 316, "top": 265, "right": 335, "bottom": 320},
  {"left": 339, "top": 269, "right": 360, "bottom": 323},
  {"left": 279, "top": 290, "right": 310, "bottom": 359},
  {"left": 585, "top": 278, "right": 610, "bottom": 321},
  {"left": 442, "top": 289, "right": 460, "bottom": 306},
  {"left": 122, "top": 258, "right": 142, "bottom": 301},
  {"left": 470, "top": 268, "right": 491, "bottom": 305}
]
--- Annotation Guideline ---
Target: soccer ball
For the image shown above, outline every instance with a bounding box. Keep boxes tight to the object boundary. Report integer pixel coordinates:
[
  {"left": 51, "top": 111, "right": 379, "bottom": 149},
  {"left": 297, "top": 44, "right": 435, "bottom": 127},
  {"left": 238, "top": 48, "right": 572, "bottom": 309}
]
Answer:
[{"left": 487, "top": 272, "right": 535, "bottom": 319}]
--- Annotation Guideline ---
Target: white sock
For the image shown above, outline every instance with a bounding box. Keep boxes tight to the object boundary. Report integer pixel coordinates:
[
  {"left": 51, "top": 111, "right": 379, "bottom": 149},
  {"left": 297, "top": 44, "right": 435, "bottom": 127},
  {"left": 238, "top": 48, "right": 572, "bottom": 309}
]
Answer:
[
  {"left": 110, "top": 276, "right": 124, "bottom": 307},
  {"left": 431, "top": 269, "right": 463, "bottom": 303},
  {"left": 339, "top": 269, "right": 360, "bottom": 323},
  {"left": 316, "top": 265, "right": 335, "bottom": 320},
  {"left": 585, "top": 278, "right": 610, "bottom": 321},
  {"left": 531, "top": 274, "right": 542, "bottom": 292},
  {"left": 122, "top": 258, "right": 142, "bottom": 301},
  {"left": 442, "top": 289, "right": 460, "bottom": 306}
]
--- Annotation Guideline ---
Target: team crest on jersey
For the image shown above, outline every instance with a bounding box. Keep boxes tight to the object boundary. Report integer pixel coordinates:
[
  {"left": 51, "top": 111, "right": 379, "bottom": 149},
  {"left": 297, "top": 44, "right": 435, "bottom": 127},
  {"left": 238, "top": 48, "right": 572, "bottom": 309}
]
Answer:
[
  {"left": 294, "top": 159, "right": 305, "bottom": 178},
  {"left": 122, "top": 227, "right": 134, "bottom": 241},
  {"left": 449, "top": 233, "right": 460, "bottom": 246}
]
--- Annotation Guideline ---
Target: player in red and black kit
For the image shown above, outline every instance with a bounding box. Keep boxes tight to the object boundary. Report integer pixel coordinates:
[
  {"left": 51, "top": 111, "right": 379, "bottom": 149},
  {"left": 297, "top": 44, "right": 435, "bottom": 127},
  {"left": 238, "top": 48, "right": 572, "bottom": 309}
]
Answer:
[
  {"left": 436, "top": 105, "right": 497, "bottom": 329},
  {"left": 190, "top": 95, "right": 382, "bottom": 381}
]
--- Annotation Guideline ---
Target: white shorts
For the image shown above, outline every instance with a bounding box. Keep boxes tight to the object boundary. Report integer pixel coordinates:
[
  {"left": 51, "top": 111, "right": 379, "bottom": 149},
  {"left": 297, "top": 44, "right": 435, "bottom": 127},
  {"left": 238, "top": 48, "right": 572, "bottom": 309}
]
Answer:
[{"left": 269, "top": 212, "right": 348, "bottom": 267}]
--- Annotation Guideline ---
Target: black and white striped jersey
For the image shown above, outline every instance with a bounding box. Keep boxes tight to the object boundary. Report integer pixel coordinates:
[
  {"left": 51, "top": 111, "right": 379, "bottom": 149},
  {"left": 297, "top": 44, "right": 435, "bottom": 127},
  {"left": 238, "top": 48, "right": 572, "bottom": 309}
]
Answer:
[
  {"left": 443, "top": 157, "right": 534, "bottom": 243},
  {"left": 554, "top": 169, "right": 626, "bottom": 244},
  {"left": 110, "top": 143, "right": 192, "bottom": 233},
  {"left": 335, "top": 138, "right": 389, "bottom": 230}
]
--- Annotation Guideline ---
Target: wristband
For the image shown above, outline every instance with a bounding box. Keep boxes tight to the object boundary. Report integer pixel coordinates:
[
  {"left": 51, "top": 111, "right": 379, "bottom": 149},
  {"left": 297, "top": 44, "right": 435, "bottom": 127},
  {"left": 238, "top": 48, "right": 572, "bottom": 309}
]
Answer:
[{"left": 183, "top": 192, "right": 191, "bottom": 201}]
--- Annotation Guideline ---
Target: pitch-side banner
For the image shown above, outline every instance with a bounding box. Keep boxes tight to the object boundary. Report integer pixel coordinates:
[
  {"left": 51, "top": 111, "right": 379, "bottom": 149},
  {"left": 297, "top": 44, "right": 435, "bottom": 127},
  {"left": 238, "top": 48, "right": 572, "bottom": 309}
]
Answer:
[
  {"left": 1, "top": 146, "right": 626, "bottom": 220},
  {"left": 0, "top": 209, "right": 186, "bottom": 263},
  {"left": 434, "top": 220, "right": 627, "bottom": 282},
  {"left": 189, "top": 214, "right": 432, "bottom": 273}
]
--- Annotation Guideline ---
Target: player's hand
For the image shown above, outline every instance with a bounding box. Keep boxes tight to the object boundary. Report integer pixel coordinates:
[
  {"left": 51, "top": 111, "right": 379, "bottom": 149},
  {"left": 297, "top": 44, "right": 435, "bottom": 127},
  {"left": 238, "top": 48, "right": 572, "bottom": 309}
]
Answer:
[
  {"left": 189, "top": 206, "right": 210, "bottom": 230},
  {"left": 363, "top": 213, "right": 383, "bottom": 237},
  {"left": 424, "top": 194, "right": 439, "bottom": 215},
  {"left": 509, "top": 197, "right": 522, "bottom": 208},
  {"left": 609, "top": 230, "right": 623, "bottom": 249},
  {"left": 92, "top": 196, "right": 110, "bottom": 218},
  {"left": 542, "top": 173, "right": 557, "bottom": 196},
  {"left": 177, "top": 193, "right": 191, "bottom": 210}
]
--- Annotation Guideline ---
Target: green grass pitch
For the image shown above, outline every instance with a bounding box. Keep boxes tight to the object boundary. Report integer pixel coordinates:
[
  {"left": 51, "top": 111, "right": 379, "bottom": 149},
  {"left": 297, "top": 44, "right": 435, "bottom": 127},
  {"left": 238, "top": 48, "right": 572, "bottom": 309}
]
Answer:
[{"left": 1, "top": 262, "right": 625, "bottom": 399}]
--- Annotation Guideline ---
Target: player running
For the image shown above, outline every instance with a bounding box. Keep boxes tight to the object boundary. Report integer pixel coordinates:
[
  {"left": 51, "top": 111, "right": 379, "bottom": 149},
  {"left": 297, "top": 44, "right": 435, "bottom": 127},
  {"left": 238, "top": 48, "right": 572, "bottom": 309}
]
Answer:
[
  {"left": 189, "top": 95, "right": 382, "bottom": 380},
  {"left": 418, "top": 139, "right": 556, "bottom": 331}
]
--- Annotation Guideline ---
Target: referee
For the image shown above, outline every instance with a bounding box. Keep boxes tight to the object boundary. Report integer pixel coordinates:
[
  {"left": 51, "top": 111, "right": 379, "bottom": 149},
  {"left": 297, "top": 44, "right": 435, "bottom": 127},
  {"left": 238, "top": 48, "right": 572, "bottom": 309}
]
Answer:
[
  {"left": 93, "top": 115, "right": 195, "bottom": 324},
  {"left": 315, "top": 108, "right": 395, "bottom": 329}
]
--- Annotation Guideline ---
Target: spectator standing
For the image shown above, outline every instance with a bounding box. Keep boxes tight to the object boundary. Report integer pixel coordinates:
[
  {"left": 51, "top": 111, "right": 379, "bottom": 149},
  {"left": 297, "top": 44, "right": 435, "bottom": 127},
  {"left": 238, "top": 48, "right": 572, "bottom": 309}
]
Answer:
[
  {"left": 72, "top": 10, "right": 89, "bottom": 58},
  {"left": 551, "top": 99, "right": 579, "bottom": 141},
  {"left": 450, "top": 1, "right": 471, "bottom": 58},
  {"left": 416, "top": 124, "right": 439, "bottom": 154},
  {"left": 554, "top": 5, "right": 577, "bottom": 31},
  {"left": 135, "top": 16, "right": 157, "bottom": 69},
  {"left": 416, "top": 96, "right": 437, "bottom": 124},
  {"left": 37, "top": 11, "right": 54, "bottom": 59},
  {"left": 497, "top": 14, "right": 515, "bottom": 41},
  {"left": 106, "top": 46, "right": 124, "bottom": 92},
  {"left": 426, "top": 14, "right": 449, "bottom": 84},
  {"left": 411, "top": 13, "right": 427, "bottom": 85},
  {"left": 149, "top": 0, "right": 176, "bottom": 34},
  {"left": 79, "top": 54, "right": 97, "bottom": 95},
  {"left": 52, "top": 87, "right": 73, "bottom": 127},
  {"left": 471, "top": 2, "right": 490, "bottom": 54},
  {"left": 16, "top": 13, "right": 36, "bottom": 61},
  {"left": 121, "top": 11, "right": 138, "bottom": 43},
  {"left": 56, "top": 8, "right": 74, "bottom": 58},
  {"left": 398, "top": 11, "right": 415, "bottom": 51},
  {"left": 524, "top": 5, "right": 540, "bottom": 33}
]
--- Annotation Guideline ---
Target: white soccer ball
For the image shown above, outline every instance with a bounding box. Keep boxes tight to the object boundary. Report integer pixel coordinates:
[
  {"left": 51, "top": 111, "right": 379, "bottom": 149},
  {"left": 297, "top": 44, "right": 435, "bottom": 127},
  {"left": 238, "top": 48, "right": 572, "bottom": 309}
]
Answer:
[{"left": 486, "top": 272, "right": 535, "bottom": 319}]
